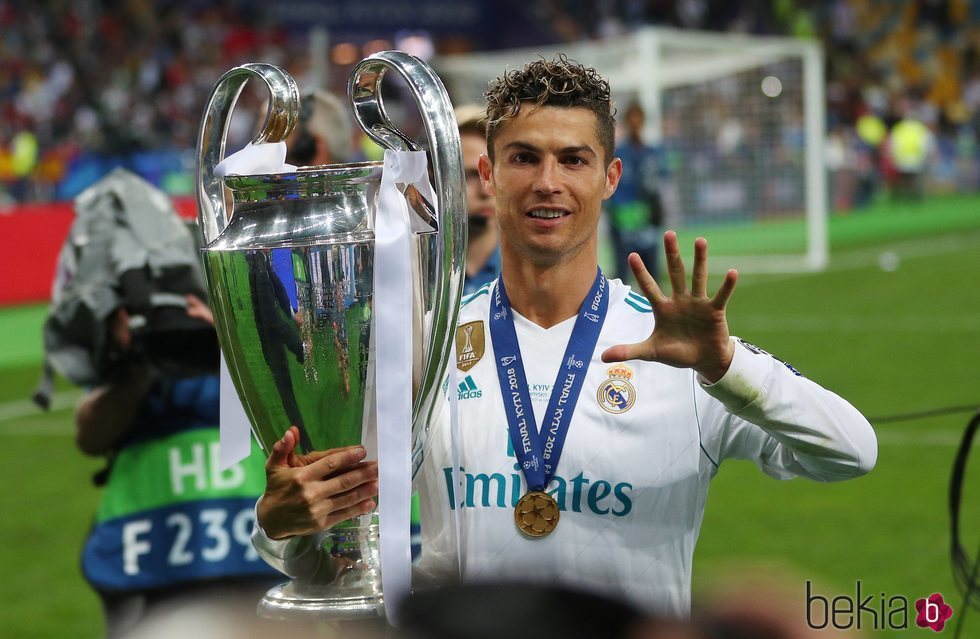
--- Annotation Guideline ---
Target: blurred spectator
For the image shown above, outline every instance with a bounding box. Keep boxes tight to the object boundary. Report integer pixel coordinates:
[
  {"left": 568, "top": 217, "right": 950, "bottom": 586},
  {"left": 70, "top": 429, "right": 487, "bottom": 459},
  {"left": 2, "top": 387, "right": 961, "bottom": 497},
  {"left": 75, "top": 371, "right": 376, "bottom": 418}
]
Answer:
[
  {"left": 2, "top": 0, "right": 979, "bottom": 207},
  {"left": 884, "top": 109, "right": 936, "bottom": 201},
  {"left": 396, "top": 582, "right": 701, "bottom": 639},
  {"left": 455, "top": 103, "right": 501, "bottom": 295},
  {"left": 285, "top": 88, "right": 354, "bottom": 167},
  {"left": 853, "top": 111, "right": 888, "bottom": 207},
  {"left": 394, "top": 577, "right": 867, "bottom": 639},
  {"left": 54, "top": 171, "right": 306, "bottom": 639},
  {"left": 606, "top": 103, "right": 667, "bottom": 282}
]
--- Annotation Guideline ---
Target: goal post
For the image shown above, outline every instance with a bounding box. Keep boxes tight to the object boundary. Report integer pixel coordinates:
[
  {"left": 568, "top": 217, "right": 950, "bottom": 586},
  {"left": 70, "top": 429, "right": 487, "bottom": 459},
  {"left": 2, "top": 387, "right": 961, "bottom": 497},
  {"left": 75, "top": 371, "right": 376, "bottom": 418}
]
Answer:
[{"left": 433, "top": 27, "right": 828, "bottom": 273}]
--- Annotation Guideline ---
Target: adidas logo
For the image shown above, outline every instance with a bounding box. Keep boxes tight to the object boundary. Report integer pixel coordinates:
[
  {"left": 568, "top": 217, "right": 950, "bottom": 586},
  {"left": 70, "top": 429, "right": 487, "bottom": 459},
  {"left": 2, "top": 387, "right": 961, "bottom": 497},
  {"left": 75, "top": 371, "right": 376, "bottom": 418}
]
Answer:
[{"left": 457, "top": 375, "right": 483, "bottom": 400}]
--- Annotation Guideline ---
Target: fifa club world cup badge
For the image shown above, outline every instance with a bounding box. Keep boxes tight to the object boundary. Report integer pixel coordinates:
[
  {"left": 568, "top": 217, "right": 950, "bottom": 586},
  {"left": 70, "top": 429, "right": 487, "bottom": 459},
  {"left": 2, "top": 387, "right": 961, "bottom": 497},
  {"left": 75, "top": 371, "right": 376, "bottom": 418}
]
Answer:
[
  {"left": 597, "top": 364, "right": 636, "bottom": 414},
  {"left": 456, "top": 321, "right": 485, "bottom": 372}
]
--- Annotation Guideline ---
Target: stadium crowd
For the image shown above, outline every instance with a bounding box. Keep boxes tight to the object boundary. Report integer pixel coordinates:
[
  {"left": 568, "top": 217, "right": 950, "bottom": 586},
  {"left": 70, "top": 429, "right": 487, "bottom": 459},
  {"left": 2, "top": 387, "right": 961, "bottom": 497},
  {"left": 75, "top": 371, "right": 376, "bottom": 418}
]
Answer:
[{"left": 1, "top": 0, "right": 978, "bottom": 207}]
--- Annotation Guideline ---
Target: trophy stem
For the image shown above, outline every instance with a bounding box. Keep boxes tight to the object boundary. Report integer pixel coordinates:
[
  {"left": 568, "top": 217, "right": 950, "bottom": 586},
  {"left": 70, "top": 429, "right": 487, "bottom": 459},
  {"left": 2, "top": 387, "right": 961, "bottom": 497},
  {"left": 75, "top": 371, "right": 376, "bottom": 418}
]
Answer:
[{"left": 257, "top": 514, "right": 384, "bottom": 621}]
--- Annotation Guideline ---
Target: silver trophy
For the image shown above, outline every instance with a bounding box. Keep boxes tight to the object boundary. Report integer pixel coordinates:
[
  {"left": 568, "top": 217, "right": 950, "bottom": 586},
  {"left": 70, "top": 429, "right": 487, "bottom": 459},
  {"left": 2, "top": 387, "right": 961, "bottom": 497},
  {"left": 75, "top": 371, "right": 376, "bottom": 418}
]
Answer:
[{"left": 196, "top": 52, "right": 465, "bottom": 619}]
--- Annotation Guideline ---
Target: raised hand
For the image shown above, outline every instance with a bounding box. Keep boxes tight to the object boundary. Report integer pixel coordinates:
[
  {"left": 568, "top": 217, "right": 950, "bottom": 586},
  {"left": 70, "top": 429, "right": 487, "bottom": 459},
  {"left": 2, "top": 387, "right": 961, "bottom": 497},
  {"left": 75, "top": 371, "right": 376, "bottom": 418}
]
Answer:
[
  {"left": 601, "top": 231, "right": 738, "bottom": 383},
  {"left": 257, "top": 426, "right": 379, "bottom": 540}
]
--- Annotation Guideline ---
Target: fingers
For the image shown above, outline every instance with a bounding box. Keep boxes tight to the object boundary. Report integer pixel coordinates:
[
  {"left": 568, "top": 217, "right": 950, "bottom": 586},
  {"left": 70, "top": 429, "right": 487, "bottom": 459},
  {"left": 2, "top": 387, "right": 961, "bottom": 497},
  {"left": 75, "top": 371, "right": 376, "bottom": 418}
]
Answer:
[
  {"left": 658, "top": 232, "right": 733, "bottom": 304},
  {"left": 267, "top": 427, "right": 299, "bottom": 469},
  {"left": 185, "top": 294, "right": 215, "bottom": 325},
  {"left": 663, "top": 231, "right": 687, "bottom": 295},
  {"left": 628, "top": 252, "right": 666, "bottom": 305},
  {"left": 691, "top": 237, "right": 708, "bottom": 297},
  {"left": 601, "top": 341, "right": 650, "bottom": 363},
  {"left": 321, "top": 477, "right": 379, "bottom": 519},
  {"left": 311, "top": 468, "right": 379, "bottom": 529},
  {"left": 292, "top": 443, "right": 368, "bottom": 468},
  {"left": 301, "top": 445, "right": 370, "bottom": 480},
  {"left": 321, "top": 461, "right": 379, "bottom": 496},
  {"left": 711, "top": 268, "right": 739, "bottom": 310},
  {"left": 324, "top": 499, "right": 377, "bottom": 529}
]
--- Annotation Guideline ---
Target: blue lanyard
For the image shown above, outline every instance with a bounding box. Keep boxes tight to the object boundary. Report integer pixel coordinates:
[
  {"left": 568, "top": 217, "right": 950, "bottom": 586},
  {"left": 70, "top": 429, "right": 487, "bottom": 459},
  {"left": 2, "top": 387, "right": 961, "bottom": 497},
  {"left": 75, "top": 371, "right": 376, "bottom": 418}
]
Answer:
[{"left": 489, "top": 269, "right": 608, "bottom": 492}]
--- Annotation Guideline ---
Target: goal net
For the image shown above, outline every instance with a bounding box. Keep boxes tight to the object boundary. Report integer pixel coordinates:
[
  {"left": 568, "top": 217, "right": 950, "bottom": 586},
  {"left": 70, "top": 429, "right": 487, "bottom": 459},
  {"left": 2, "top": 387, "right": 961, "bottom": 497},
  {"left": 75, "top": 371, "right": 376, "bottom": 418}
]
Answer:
[{"left": 434, "top": 27, "right": 828, "bottom": 273}]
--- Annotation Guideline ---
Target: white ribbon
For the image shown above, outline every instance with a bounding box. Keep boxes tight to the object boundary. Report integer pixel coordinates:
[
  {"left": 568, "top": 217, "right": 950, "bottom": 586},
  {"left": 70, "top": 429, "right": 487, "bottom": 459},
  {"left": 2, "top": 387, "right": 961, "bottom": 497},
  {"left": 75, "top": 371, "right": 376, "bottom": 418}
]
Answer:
[
  {"left": 447, "top": 343, "right": 463, "bottom": 578},
  {"left": 375, "top": 150, "right": 434, "bottom": 623},
  {"left": 214, "top": 141, "right": 297, "bottom": 177},
  {"left": 218, "top": 357, "right": 253, "bottom": 469},
  {"left": 216, "top": 142, "right": 294, "bottom": 468}
]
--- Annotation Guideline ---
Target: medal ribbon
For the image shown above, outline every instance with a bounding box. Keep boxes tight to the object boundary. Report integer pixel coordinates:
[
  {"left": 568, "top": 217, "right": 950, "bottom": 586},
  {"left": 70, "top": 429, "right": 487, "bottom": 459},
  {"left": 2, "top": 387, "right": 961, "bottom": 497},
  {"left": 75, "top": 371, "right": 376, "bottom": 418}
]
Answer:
[{"left": 489, "top": 269, "right": 608, "bottom": 492}]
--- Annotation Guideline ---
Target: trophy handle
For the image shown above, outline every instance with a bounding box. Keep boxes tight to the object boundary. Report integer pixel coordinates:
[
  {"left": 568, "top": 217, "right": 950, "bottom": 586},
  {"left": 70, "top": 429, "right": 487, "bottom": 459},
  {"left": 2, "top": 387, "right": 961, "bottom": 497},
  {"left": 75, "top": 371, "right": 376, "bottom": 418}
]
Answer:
[
  {"left": 196, "top": 63, "right": 301, "bottom": 246},
  {"left": 348, "top": 51, "right": 467, "bottom": 428}
]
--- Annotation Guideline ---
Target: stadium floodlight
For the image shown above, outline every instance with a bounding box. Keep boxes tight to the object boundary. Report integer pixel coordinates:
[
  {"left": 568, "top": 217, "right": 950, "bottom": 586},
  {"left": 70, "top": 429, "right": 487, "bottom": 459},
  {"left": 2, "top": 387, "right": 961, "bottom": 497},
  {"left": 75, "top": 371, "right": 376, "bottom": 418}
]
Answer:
[{"left": 434, "top": 27, "right": 828, "bottom": 273}]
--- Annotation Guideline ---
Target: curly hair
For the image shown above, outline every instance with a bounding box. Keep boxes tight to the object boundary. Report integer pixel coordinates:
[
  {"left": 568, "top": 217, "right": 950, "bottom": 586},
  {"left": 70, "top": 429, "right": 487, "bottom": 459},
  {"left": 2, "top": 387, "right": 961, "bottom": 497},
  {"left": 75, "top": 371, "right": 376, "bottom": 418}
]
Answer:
[{"left": 484, "top": 54, "right": 616, "bottom": 165}]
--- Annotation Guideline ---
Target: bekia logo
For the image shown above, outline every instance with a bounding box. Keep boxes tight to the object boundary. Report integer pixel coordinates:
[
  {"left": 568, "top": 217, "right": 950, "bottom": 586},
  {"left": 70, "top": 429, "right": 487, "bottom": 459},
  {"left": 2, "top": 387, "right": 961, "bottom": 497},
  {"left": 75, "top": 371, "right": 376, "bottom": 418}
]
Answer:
[
  {"left": 915, "top": 594, "right": 953, "bottom": 632},
  {"left": 807, "top": 581, "right": 953, "bottom": 632}
]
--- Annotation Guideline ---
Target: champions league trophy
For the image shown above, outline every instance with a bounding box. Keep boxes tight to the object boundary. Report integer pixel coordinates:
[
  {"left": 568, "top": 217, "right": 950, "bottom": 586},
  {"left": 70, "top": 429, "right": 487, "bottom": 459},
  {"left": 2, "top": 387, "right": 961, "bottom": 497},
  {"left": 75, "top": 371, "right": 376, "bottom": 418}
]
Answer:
[{"left": 196, "top": 52, "right": 465, "bottom": 619}]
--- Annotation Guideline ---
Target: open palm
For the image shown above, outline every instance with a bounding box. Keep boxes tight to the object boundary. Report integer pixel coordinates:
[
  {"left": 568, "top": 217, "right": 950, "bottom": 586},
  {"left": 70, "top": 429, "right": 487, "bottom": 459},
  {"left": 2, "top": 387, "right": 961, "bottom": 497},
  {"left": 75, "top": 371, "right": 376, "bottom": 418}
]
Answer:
[{"left": 601, "top": 231, "right": 737, "bottom": 383}]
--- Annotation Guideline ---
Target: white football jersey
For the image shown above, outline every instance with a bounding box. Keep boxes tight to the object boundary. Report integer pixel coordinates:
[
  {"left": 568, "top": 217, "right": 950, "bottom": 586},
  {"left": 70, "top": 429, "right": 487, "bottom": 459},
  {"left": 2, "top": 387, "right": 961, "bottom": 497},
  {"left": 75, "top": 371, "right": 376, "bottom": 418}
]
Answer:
[
  {"left": 253, "top": 277, "right": 877, "bottom": 618},
  {"left": 411, "top": 277, "right": 877, "bottom": 617}
]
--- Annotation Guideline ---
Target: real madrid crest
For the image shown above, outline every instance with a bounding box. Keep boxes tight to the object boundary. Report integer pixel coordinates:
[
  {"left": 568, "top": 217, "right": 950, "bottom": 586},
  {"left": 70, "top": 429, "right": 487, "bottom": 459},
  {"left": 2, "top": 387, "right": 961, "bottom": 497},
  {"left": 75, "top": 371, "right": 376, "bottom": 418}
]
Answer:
[
  {"left": 455, "top": 321, "right": 485, "bottom": 372},
  {"left": 597, "top": 364, "right": 636, "bottom": 414}
]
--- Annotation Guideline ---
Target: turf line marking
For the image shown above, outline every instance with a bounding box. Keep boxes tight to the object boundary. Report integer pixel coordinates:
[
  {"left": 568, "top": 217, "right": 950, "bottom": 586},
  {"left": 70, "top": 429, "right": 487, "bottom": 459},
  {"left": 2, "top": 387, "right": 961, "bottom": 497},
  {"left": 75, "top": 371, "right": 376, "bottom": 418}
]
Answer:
[
  {"left": 876, "top": 430, "right": 963, "bottom": 446},
  {"left": 734, "top": 314, "right": 980, "bottom": 333},
  {"left": 737, "top": 230, "right": 980, "bottom": 288},
  {"left": 0, "top": 421, "right": 74, "bottom": 436},
  {"left": 0, "top": 390, "right": 81, "bottom": 425}
]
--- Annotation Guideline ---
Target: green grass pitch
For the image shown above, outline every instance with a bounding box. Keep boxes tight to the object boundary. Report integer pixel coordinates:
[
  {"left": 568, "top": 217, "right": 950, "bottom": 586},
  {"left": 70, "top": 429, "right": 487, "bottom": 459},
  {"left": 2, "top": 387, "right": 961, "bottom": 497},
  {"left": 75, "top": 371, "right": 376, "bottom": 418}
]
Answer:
[{"left": 1, "top": 194, "right": 978, "bottom": 637}]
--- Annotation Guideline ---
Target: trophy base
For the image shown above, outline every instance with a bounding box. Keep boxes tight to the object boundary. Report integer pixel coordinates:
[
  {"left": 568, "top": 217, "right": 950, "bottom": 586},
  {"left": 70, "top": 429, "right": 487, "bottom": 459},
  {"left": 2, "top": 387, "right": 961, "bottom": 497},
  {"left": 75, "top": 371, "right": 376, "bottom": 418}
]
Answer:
[
  {"left": 256, "top": 514, "right": 384, "bottom": 622},
  {"left": 257, "top": 581, "right": 384, "bottom": 621}
]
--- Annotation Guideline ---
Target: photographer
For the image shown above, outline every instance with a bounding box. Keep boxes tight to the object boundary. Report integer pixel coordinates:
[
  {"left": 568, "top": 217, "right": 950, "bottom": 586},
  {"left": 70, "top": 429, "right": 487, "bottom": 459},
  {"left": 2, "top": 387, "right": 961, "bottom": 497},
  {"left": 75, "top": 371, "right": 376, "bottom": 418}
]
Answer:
[
  {"left": 74, "top": 293, "right": 296, "bottom": 639},
  {"left": 50, "top": 169, "right": 299, "bottom": 639}
]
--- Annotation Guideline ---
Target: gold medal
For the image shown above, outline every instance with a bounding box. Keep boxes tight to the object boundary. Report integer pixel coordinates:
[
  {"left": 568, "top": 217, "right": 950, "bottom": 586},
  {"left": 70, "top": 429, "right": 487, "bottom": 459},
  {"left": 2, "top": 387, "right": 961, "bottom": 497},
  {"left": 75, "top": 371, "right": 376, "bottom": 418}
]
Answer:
[{"left": 514, "top": 490, "right": 560, "bottom": 538}]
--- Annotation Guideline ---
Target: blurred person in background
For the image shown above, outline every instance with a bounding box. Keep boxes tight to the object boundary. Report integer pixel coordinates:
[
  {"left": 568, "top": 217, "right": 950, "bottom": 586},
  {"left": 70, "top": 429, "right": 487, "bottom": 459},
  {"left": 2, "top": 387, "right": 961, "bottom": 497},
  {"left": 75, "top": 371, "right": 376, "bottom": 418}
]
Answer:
[
  {"left": 606, "top": 102, "right": 667, "bottom": 282},
  {"left": 395, "top": 581, "right": 703, "bottom": 639},
  {"left": 883, "top": 107, "right": 936, "bottom": 202},
  {"left": 75, "top": 300, "right": 288, "bottom": 639},
  {"left": 65, "top": 172, "right": 311, "bottom": 639},
  {"left": 455, "top": 103, "right": 502, "bottom": 295},
  {"left": 285, "top": 88, "right": 354, "bottom": 167}
]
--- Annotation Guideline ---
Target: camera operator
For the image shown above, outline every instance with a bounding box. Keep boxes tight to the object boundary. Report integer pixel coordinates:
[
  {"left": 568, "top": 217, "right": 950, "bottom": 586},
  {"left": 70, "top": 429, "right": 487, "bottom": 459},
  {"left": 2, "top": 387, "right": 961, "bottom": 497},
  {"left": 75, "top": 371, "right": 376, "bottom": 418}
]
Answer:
[
  {"left": 46, "top": 167, "right": 317, "bottom": 638},
  {"left": 74, "top": 289, "right": 301, "bottom": 639}
]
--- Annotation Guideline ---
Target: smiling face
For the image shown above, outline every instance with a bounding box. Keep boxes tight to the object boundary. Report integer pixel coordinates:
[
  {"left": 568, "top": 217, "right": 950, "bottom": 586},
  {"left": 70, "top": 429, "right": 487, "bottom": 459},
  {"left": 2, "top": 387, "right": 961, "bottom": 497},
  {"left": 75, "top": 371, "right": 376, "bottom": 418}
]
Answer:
[{"left": 479, "top": 105, "right": 622, "bottom": 270}]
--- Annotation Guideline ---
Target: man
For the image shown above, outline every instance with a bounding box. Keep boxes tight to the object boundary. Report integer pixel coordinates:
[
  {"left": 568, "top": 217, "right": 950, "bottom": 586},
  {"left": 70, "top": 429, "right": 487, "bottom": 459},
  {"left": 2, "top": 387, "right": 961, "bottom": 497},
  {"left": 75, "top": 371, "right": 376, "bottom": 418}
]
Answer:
[
  {"left": 253, "top": 57, "right": 877, "bottom": 618},
  {"left": 285, "top": 88, "right": 354, "bottom": 167},
  {"left": 606, "top": 102, "right": 667, "bottom": 282},
  {"left": 77, "top": 298, "right": 291, "bottom": 639},
  {"left": 455, "top": 103, "right": 502, "bottom": 294}
]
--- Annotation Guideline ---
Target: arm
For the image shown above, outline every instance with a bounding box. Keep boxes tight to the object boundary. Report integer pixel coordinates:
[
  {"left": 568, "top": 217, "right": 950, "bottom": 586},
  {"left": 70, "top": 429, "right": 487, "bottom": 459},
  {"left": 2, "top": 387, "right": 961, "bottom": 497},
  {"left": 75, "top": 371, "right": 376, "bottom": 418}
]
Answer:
[
  {"left": 697, "top": 338, "right": 877, "bottom": 481},
  {"left": 603, "top": 231, "right": 876, "bottom": 481},
  {"left": 76, "top": 296, "right": 216, "bottom": 456},
  {"left": 74, "top": 308, "right": 154, "bottom": 456},
  {"left": 75, "top": 363, "right": 153, "bottom": 456}
]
